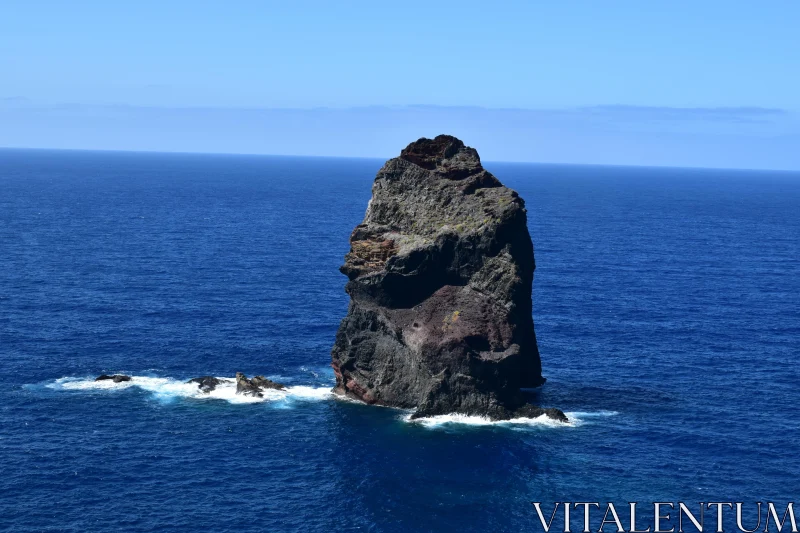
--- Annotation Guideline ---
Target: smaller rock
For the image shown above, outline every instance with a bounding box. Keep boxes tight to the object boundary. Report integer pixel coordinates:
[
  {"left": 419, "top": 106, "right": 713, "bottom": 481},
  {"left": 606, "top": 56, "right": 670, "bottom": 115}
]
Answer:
[
  {"left": 543, "top": 408, "right": 569, "bottom": 423},
  {"left": 251, "top": 375, "right": 285, "bottom": 391},
  {"left": 235, "top": 372, "right": 261, "bottom": 397},
  {"left": 510, "top": 404, "right": 569, "bottom": 423},
  {"left": 187, "top": 376, "right": 223, "bottom": 393},
  {"left": 95, "top": 374, "right": 131, "bottom": 383},
  {"left": 235, "top": 373, "right": 286, "bottom": 397}
]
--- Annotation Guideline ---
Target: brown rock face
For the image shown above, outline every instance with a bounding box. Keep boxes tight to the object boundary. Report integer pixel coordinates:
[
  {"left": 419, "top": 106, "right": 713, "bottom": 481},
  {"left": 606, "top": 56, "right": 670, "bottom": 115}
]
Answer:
[{"left": 330, "top": 135, "right": 565, "bottom": 422}]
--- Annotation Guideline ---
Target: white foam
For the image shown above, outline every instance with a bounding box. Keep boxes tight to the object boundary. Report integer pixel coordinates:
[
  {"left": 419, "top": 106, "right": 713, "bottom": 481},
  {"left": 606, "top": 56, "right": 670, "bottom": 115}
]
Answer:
[
  {"left": 285, "top": 385, "right": 335, "bottom": 400},
  {"left": 46, "top": 376, "right": 615, "bottom": 426},
  {"left": 404, "top": 410, "right": 618, "bottom": 429},
  {"left": 48, "top": 376, "right": 333, "bottom": 405},
  {"left": 566, "top": 410, "right": 618, "bottom": 419}
]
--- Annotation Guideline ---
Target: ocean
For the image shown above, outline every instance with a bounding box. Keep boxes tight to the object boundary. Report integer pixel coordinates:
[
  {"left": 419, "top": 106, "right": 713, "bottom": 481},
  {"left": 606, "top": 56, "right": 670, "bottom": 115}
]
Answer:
[{"left": 1, "top": 148, "right": 798, "bottom": 532}]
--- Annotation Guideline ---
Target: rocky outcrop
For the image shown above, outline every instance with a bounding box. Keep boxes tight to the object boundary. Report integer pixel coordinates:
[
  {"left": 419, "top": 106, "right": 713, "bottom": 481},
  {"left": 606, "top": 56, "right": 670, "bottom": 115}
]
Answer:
[
  {"left": 187, "top": 376, "right": 225, "bottom": 393},
  {"left": 95, "top": 374, "right": 131, "bottom": 383},
  {"left": 331, "top": 135, "right": 566, "bottom": 422},
  {"left": 235, "top": 372, "right": 285, "bottom": 397},
  {"left": 185, "top": 374, "right": 284, "bottom": 395}
]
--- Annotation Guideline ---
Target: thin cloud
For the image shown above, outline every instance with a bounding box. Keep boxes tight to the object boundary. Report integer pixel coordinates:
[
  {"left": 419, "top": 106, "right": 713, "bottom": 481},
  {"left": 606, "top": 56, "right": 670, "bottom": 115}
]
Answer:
[
  {"left": 1, "top": 101, "right": 798, "bottom": 170},
  {"left": 580, "top": 105, "right": 788, "bottom": 123}
]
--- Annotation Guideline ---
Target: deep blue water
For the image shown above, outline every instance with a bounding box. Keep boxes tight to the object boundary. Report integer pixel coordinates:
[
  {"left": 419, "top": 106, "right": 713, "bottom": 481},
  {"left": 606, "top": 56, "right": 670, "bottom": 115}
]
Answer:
[{"left": 1, "top": 149, "right": 799, "bottom": 532}]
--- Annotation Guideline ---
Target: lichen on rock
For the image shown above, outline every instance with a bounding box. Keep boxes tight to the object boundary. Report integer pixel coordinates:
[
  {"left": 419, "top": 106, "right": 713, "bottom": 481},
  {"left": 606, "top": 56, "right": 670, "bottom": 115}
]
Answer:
[{"left": 331, "top": 135, "right": 566, "bottom": 422}]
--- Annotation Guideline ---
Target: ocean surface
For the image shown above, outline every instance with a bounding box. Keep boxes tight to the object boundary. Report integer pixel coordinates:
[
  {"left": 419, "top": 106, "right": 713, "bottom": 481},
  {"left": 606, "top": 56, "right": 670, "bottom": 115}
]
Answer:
[{"left": 1, "top": 149, "right": 798, "bottom": 532}]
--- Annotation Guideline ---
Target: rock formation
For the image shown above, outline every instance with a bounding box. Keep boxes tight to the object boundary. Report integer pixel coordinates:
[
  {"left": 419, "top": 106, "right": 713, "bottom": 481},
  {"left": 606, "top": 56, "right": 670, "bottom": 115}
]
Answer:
[
  {"left": 187, "top": 376, "right": 225, "bottom": 393},
  {"left": 331, "top": 135, "right": 566, "bottom": 422},
  {"left": 95, "top": 374, "right": 131, "bottom": 383},
  {"left": 235, "top": 372, "right": 285, "bottom": 397}
]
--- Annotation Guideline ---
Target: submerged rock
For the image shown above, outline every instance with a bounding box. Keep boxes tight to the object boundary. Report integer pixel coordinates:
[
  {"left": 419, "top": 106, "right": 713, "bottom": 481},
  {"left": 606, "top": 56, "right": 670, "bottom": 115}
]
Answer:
[
  {"left": 331, "top": 135, "right": 566, "bottom": 423},
  {"left": 187, "top": 376, "right": 224, "bottom": 393},
  {"left": 95, "top": 374, "right": 131, "bottom": 383},
  {"left": 235, "top": 372, "right": 285, "bottom": 397}
]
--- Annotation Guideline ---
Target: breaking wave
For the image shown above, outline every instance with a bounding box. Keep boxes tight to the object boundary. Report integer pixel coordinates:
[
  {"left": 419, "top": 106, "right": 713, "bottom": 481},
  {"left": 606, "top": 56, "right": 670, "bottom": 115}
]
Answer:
[
  {"left": 46, "top": 375, "right": 334, "bottom": 405},
  {"left": 43, "top": 375, "right": 616, "bottom": 429},
  {"left": 403, "top": 410, "right": 618, "bottom": 428}
]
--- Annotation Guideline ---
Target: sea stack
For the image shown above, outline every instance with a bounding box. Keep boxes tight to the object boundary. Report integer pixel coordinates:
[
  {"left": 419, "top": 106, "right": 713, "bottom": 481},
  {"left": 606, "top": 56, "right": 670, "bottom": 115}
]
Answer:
[{"left": 331, "top": 135, "right": 566, "bottom": 422}]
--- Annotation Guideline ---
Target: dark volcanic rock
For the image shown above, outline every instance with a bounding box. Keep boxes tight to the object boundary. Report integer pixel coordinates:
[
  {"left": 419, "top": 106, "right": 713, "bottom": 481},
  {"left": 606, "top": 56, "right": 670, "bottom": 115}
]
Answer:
[
  {"left": 236, "top": 372, "right": 263, "bottom": 397},
  {"left": 187, "top": 376, "right": 224, "bottom": 393},
  {"left": 235, "top": 372, "right": 285, "bottom": 397},
  {"left": 331, "top": 135, "right": 566, "bottom": 422},
  {"left": 251, "top": 375, "right": 286, "bottom": 391},
  {"left": 95, "top": 374, "right": 131, "bottom": 383},
  {"left": 512, "top": 405, "right": 570, "bottom": 423}
]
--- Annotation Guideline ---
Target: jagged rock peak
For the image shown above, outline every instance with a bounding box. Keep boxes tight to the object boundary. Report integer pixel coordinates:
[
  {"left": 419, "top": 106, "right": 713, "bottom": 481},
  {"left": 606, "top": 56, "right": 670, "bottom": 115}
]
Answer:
[{"left": 399, "top": 134, "right": 482, "bottom": 178}]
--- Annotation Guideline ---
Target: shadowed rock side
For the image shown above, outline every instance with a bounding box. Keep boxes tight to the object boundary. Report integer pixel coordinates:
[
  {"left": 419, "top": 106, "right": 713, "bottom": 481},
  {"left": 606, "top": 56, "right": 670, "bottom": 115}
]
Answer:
[{"left": 331, "top": 135, "right": 566, "bottom": 422}]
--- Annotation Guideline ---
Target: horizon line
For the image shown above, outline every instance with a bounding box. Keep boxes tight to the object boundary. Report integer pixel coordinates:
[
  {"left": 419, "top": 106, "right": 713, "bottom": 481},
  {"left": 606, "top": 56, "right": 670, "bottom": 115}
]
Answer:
[{"left": 2, "top": 145, "right": 799, "bottom": 175}]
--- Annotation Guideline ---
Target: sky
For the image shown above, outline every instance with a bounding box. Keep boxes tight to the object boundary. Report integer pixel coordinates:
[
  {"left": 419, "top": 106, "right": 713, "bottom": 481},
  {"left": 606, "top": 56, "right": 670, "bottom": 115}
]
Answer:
[{"left": 1, "top": 1, "right": 799, "bottom": 169}]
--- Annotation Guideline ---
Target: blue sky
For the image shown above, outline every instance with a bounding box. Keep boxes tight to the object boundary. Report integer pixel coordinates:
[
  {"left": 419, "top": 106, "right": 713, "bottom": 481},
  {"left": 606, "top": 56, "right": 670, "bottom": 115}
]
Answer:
[{"left": 2, "top": 1, "right": 799, "bottom": 169}]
